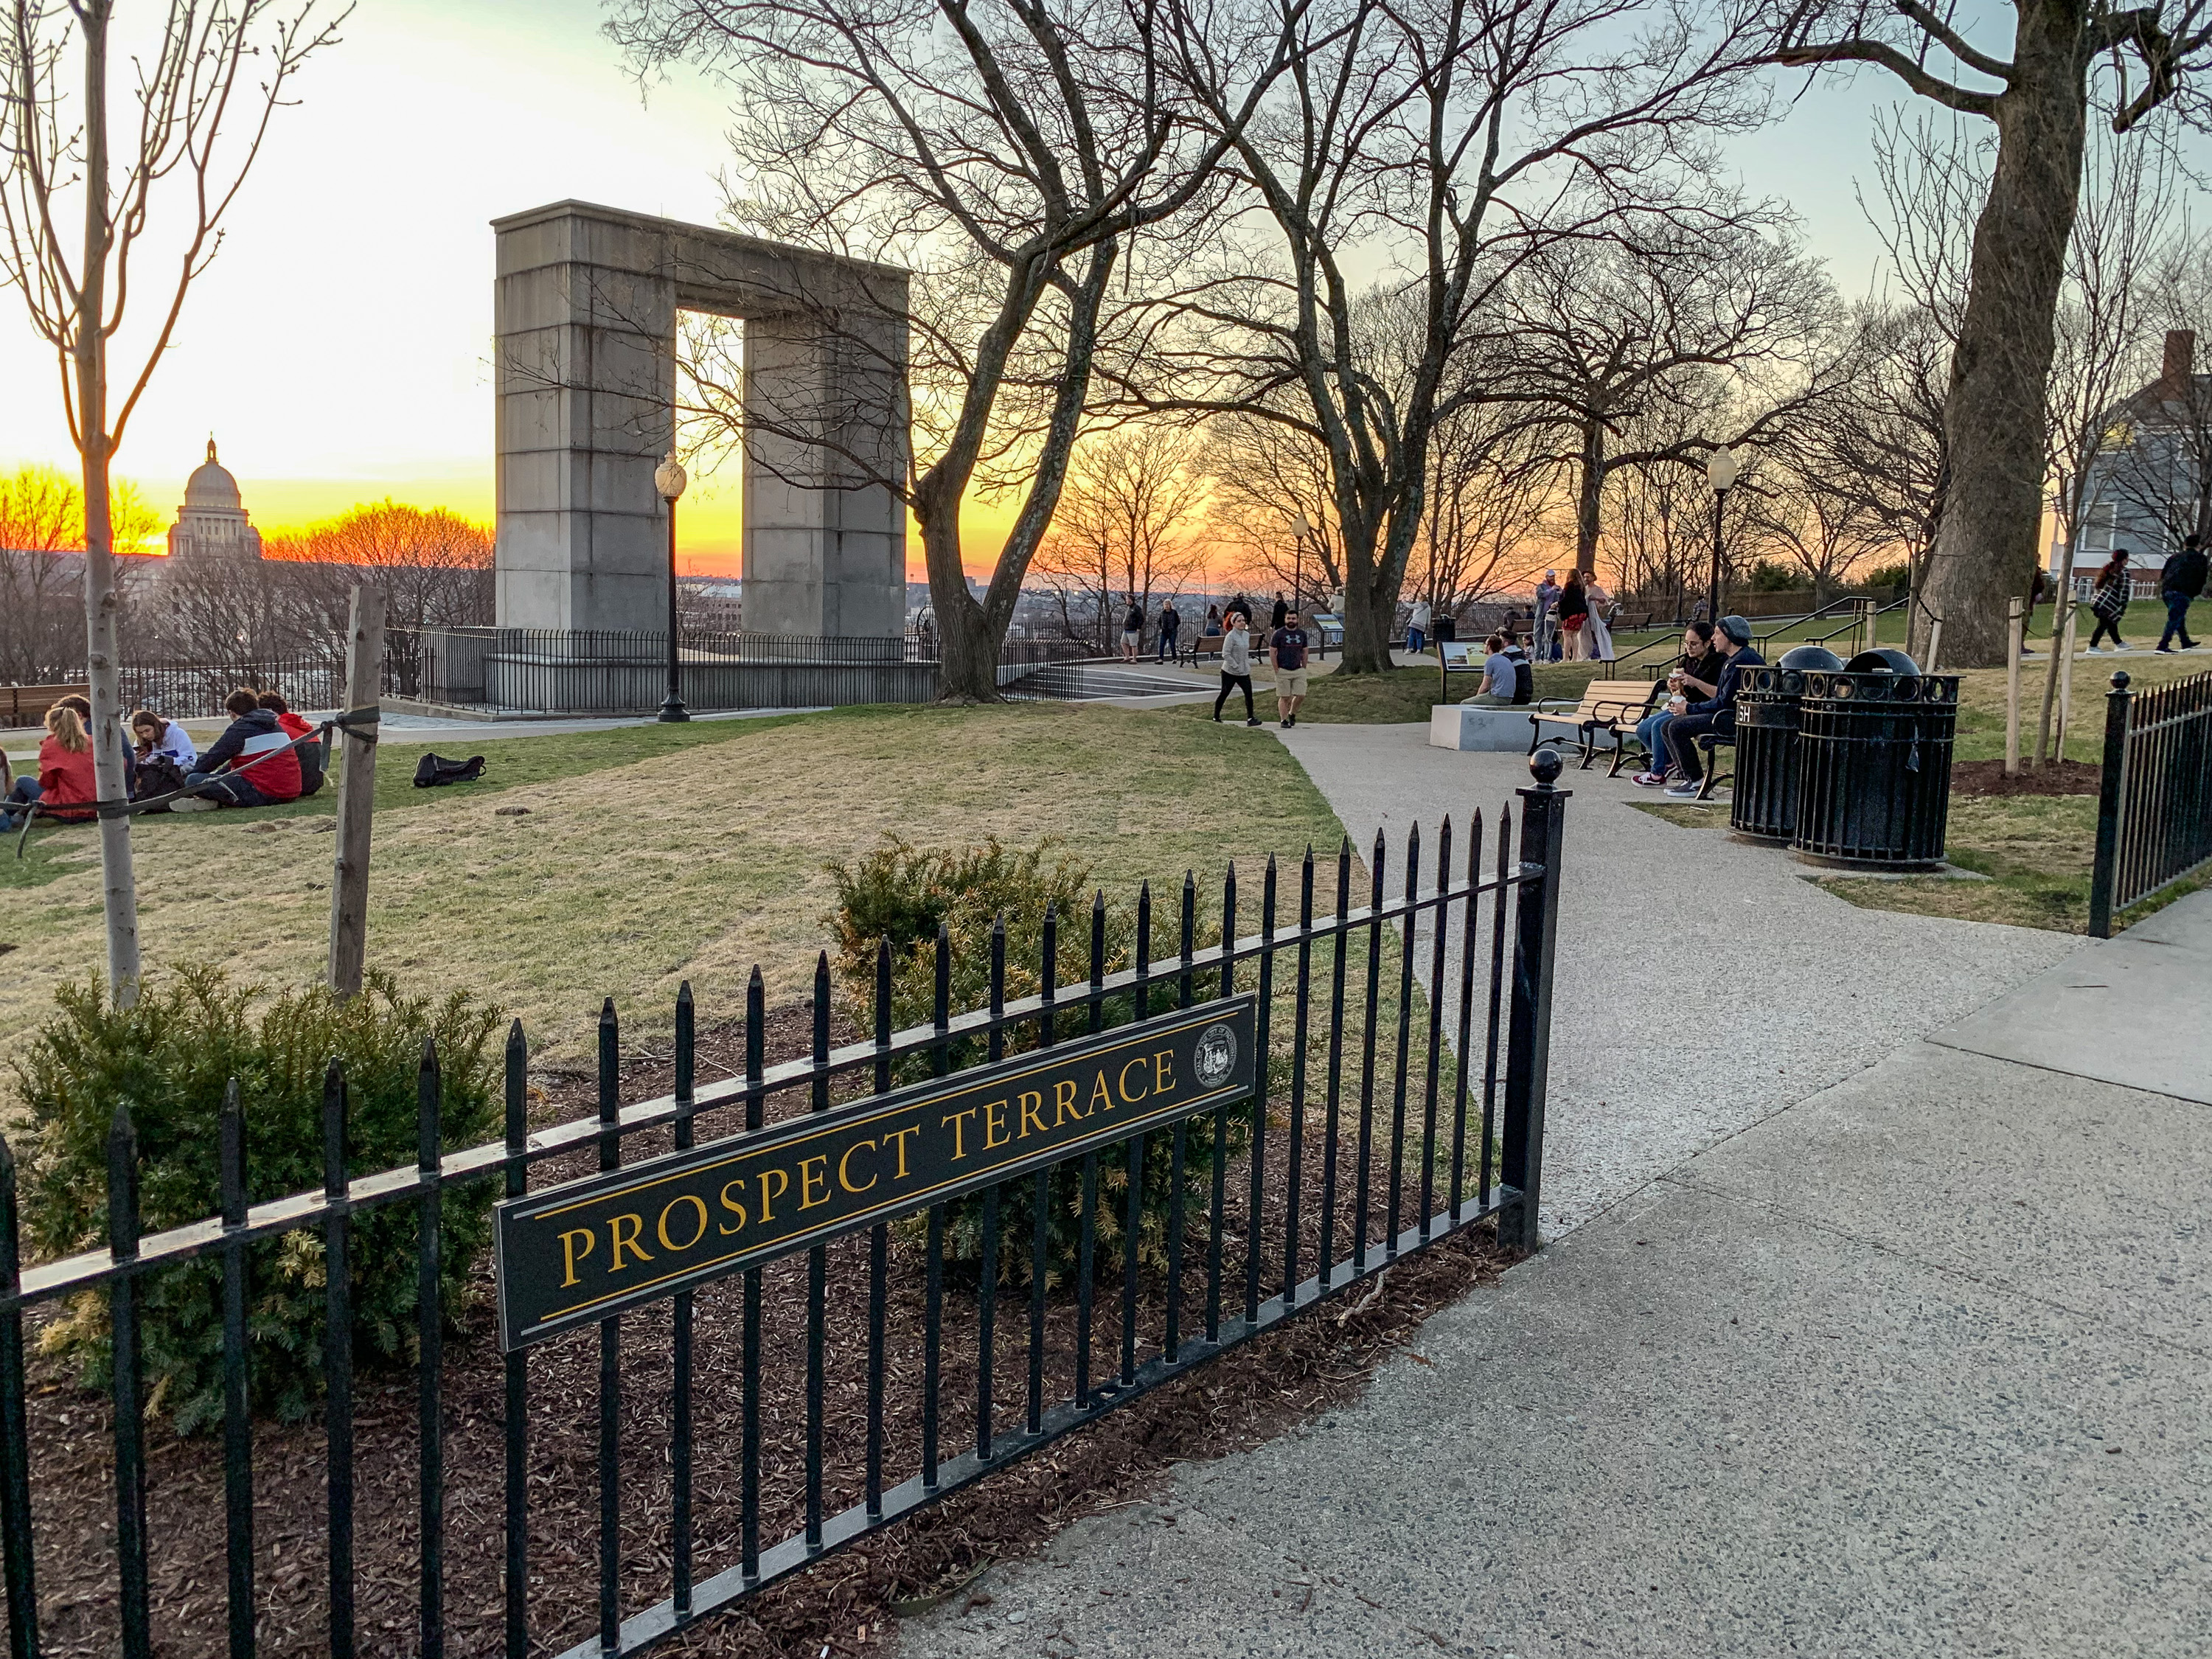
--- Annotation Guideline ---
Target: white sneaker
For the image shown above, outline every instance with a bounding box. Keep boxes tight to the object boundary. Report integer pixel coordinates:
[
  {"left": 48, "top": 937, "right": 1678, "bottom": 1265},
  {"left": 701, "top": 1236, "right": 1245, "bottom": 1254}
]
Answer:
[
  {"left": 170, "top": 795, "right": 220, "bottom": 812},
  {"left": 1663, "top": 781, "right": 1702, "bottom": 799},
  {"left": 1631, "top": 770, "right": 1668, "bottom": 787}
]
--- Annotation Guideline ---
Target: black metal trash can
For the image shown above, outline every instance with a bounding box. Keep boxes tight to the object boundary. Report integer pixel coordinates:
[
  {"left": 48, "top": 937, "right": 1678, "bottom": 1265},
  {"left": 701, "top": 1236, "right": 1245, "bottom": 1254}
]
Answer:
[
  {"left": 1730, "top": 644, "right": 1843, "bottom": 845},
  {"left": 1791, "top": 651, "right": 1961, "bottom": 871},
  {"left": 1433, "top": 615, "right": 1457, "bottom": 644}
]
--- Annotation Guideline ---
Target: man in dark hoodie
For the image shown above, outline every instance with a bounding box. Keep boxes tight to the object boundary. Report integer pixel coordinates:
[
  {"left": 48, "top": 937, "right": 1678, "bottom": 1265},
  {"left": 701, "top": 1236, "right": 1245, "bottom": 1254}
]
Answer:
[
  {"left": 1662, "top": 615, "right": 1764, "bottom": 798},
  {"left": 2156, "top": 535, "right": 2207, "bottom": 653},
  {"left": 172, "top": 687, "right": 304, "bottom": 810}
]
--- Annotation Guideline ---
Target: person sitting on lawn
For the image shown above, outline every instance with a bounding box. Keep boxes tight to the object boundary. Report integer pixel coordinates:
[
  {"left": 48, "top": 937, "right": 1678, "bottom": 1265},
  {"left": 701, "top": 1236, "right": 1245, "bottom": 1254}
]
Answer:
[
  {"left": 1, "top": 703, "right": 99, "bottom": 830},
  {"left": 257, "top": 690, "right": 325, "bottom": 796},
  {"left": 1461, "top": 633, "right": 1531, "bottom": 705},
  {"left": 172, "top": 687, "right": 303, "bottom": 811},
  {"left": 1659, "top": 615, "right": 1762, "bottom": 798},
  {"left": 130, "top": 709, "right": 197, "bottom": 771},
  {"left": 1632, "top": 622, "right": 1722, "bottom": 787}
]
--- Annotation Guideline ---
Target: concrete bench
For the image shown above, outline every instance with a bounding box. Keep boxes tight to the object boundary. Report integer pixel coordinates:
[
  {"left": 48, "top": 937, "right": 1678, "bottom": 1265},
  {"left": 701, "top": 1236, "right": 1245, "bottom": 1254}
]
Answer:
[{"left": 1428, "top": 703, "right": 1536, "bottom": 752}]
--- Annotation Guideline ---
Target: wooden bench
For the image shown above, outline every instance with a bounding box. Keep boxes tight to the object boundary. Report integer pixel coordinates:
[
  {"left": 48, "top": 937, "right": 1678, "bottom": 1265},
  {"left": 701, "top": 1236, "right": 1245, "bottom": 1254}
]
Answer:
[
  {"left": 1527, "top": 678, "right": 1666, "bottom": 774},
  {"left": 1, "top": 683, "right": 90, "bottom": 729}
]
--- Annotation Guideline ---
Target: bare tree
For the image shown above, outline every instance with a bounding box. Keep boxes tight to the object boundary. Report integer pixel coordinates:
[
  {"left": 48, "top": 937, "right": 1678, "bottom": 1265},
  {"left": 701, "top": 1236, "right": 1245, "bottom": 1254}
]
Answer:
[
  {"left": 1773, "top": 0, "right": 2212, "bottom": 667},
  {"left": 609, "top": 0, "right": 1294, "bottom": 700},
  {"left": 1489, "top": 211, "right": 1835, "bottom": 574},
  {"left": 1197, "top": 407, "right": 1342, "bottom": 602},
  {"left": 0, "top": 462, "right": 156, "bottom": 680},
  {"left": 2035, "top": 128, "right": 2168, "bottom": 759},
  {"left": 1141, "top": 0, "right": 1781, "bottom": 672},
  {"left": 1032, "top": 425, "right": 1209, "bottom": 649},
  {"left": 1742, "top": 448, "right": 1885, "bottom": 600},
  {"left": 0, "top": 0, "right": 346, "bottom": 998},
  {"left": 1410, "top": 393, "right": 1554, "bottom": 615}
]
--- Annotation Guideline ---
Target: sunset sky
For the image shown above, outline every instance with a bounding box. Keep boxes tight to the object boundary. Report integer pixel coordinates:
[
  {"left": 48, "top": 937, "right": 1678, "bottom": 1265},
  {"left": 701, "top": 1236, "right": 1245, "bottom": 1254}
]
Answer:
[{"left": 0, "top": 0, "right": 1910, "bottom": 579}]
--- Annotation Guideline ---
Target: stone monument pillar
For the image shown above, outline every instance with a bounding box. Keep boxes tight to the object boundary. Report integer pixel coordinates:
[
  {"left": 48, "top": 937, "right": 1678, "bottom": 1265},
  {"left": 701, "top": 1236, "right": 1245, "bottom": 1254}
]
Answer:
[{"left": 492, "top": 201, "right": 909, "bottom": 641}]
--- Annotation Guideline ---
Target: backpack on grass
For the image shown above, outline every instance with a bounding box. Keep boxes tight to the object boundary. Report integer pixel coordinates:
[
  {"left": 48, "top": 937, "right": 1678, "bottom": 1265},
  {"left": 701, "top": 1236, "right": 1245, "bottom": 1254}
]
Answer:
[{"left": 413, "top": 753, "right": 487, "bottom": 789}]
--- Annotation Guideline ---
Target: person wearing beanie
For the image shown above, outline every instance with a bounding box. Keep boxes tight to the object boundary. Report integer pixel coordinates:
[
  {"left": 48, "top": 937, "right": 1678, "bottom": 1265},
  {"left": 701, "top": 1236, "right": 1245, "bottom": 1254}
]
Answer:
[{"left": 1661, "top": 614, "right": 1763, "bottom": 798}]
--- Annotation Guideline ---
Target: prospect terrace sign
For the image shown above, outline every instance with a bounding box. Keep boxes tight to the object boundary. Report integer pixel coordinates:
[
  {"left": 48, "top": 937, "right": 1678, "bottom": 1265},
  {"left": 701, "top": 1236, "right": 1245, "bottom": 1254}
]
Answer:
[{"left": 495, "top": 995, "right": 1259, "bottom": 1350}]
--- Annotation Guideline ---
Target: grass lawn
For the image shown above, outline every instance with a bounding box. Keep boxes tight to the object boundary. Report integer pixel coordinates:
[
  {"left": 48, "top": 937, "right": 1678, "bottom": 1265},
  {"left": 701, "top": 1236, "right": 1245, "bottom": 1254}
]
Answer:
[{"left": 1, "top": 704, "right": 1350, "bottom": 1067}]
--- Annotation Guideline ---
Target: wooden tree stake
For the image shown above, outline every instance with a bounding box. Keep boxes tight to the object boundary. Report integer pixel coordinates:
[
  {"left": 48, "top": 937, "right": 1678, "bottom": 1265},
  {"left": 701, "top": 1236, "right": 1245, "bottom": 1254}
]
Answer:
[
  {"left": 328, "top": 585, "right": 386, "bottom": 998},
  {"left": 2004, "top": 596, "right": 2025, "bottom": 776}
]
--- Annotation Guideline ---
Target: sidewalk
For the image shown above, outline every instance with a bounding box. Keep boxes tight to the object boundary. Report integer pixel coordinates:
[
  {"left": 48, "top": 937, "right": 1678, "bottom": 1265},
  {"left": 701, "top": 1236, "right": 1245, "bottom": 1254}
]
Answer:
[{"left": 897, "top": 759, "right": 2210, "bottom": 1656}]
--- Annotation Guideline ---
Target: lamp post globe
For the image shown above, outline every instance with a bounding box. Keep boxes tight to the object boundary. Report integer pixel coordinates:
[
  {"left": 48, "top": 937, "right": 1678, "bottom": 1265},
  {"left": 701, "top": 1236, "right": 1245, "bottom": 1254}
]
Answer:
[
  {"left": 658, "top": 452, "right": 690, "bottom": 723},
  {"left": 1704, "top": 446, "right": 1737, "bottom": 622}
]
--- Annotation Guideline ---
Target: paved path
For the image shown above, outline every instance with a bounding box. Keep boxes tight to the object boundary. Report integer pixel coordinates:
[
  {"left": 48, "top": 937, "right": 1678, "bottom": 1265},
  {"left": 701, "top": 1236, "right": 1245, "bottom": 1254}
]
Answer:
[
  {"left": 1269, "top": 723, "right": 2075, "bottom": 1233},
  {"left": 897, "top": 740, "right": 2206, "bottom": 1659}
]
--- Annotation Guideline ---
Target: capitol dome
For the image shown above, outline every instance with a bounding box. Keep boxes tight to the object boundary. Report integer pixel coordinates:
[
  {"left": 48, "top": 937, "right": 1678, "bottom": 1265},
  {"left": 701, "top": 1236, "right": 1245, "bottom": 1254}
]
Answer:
[
  {"left": 183, "top": 446, "right": 243, "bottom": 511},
  {"left": 166, "top": 437, "right": 262, "bottom": 563}
]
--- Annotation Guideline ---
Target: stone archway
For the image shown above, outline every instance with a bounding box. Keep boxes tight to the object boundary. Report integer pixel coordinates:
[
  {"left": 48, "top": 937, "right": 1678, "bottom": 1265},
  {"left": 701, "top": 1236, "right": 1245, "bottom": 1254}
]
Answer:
[{"left": 491, "top": 200, "right": 909, "bottom": 643}]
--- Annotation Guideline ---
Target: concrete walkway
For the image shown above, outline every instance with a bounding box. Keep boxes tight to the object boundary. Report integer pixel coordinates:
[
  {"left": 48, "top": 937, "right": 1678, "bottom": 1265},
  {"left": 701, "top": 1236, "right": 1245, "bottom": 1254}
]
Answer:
[{"left": 897, "top": 745, "right": 2209, "bottom": 1658}]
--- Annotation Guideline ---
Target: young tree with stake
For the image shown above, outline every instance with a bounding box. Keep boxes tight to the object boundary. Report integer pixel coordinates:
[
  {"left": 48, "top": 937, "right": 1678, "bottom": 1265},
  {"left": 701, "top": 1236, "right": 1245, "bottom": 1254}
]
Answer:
[{"left": 0, "top": 0, "right": 347, "bottom": 1001}]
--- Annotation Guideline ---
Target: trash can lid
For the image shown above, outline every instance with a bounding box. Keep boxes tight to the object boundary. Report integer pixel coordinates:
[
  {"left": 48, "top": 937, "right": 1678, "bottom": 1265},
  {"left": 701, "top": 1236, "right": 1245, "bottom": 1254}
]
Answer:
[
  {"left": 1777, "top": 644, "right": 1845, "bottom": 672},
  {"left": 1843, "top": 647, "right": 1919, "bottom": 675}
]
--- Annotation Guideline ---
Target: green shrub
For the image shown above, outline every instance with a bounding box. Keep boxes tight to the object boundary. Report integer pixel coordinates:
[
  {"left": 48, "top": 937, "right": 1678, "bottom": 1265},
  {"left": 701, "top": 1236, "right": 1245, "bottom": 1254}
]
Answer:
[
  {"left": 1858, "top": 560, "right": 1911, "bottom": 594},
  {"left": 824, "top": 836, "right": 1252, "bottom": 1285},
  {"left": 8, "top": 967, "right": 504, "bottom": 1433}
]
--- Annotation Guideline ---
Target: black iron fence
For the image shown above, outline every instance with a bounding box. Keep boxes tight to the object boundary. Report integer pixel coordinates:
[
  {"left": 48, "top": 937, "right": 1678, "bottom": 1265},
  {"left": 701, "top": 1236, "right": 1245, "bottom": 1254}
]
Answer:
[
  {"left": 0, "top": 771, "right": 1567, "bottom": 1658},
  {"left": 395, "top": 627, "right": 1096, "bottom": 714},
  {"left": 13, "top": 655, "right": 370, "bottom": 722},
  {"left": 2090, "top": 667, "right": 2212, "bottom": 936}
]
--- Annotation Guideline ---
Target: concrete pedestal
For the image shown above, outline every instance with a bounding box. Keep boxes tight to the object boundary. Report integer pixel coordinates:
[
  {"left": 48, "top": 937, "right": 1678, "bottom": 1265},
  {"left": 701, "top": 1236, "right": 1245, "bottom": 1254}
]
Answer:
[{"left": 1427, "top": 702, "right": 1532, "bottom": 752}]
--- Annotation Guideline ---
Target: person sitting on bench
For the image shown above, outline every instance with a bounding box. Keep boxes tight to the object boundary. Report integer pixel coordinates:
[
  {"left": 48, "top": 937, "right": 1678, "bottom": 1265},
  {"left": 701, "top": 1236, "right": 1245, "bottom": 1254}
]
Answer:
[
  {"left": 1660, "top": 615, "right": 1761, "bottom": 798},
  {"left": 172, "top": 687, "right": 305, "bottom": 810},
  {"left": 1632, "top": 621, "right": 1723, "bottom": 786},
  {"left": 1461, "top": 633, "right": 1531, "bottom": 705}
]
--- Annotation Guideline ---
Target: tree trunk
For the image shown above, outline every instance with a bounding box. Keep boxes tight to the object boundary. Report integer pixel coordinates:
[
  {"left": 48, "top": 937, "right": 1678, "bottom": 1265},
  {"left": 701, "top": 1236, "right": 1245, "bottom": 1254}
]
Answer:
[
  {"left": 1918, "top": 1, "right": 2089, "bottom": 668},
  {"left": 1335, "top": 508, "right": 1396, "bottom": 672},
  {"left": 1574, "top": 420, "right": 1605, "bottom": 573},
  {"left": 77, "top": 3, "right": 142, "bottom": 1004},
  {"left": 917, "top": 507, "right": 1001, "bottom": 703}
]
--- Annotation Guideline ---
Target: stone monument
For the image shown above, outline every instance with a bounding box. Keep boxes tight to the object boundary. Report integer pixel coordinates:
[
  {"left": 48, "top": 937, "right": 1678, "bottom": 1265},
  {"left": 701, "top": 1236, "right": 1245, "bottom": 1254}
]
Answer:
[
  {"left": 492, "top": 201, "right": 909, "bottom": 644},
  {"left": 165, "top": 438, "right": 263, "bottom": 563}
]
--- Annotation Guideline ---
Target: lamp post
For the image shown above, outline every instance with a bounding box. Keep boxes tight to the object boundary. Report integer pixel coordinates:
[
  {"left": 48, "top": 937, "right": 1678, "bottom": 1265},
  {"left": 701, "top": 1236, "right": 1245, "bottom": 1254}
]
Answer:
[
  {"left": 1290, "top": 512, "right": 1312, "bottom": 612},
  {"left": 656, "top": 451, "right": 690, "bottom": 723},
  {"left": 1704, "top": 445, "right": 1738, "bottom": 622}
]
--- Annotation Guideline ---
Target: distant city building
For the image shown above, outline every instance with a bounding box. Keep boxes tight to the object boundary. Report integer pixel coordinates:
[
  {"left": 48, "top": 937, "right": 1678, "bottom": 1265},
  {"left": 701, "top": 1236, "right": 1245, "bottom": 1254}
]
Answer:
[{"left": 166, "top": 438, "right": 262, "bottom": 563}]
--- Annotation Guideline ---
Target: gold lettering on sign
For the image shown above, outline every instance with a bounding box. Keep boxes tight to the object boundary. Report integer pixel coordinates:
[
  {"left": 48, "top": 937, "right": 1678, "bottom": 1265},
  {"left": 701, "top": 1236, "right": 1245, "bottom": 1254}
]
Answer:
[
  {"left": 838, "top": 1140, "right": 878, "bottom": 1194},
  {"left": 608, "top": 1214, "right": 654, "bottom": 1272},
  {"left": 943, "top": 1106, "right": 978, "bottom": 1161},
  {"left": 984, "top": 1098, "right": 1009, "bottom": 1150},
  {"left": 1019, "top": 1090, "right": 1048, "bottom": 1138},
  {"left": 657, "top": 1194, "right": 709, "bottom": 1253},
  {"left": 799, "top": 1155, "right": 832, "bottom": 1210},
  {"left": 1155, "top": 1049, "right": 1176, "bottom": 1094},
  {"left": 758, "top": 1167, "right": 790, "bottom": 1222},
  {"left": 1054, "top": 1078, "right": 1079, "bottom": 1125},
  {"left": 885, "top": 1124, "right": 921, "bottom": 1178},
  {"left": 1118, "top": 1057, "right": 1149, "bottom": 1105},
  {"left": 717, "top": 1178, "right": 748, "bottom": 1234},
  {"left": 560, "top": 1228, "right": 595, "bottom": 1288},
  {"left": 1088, "top": 1068, "right": 1114, "bottom": 1116}
]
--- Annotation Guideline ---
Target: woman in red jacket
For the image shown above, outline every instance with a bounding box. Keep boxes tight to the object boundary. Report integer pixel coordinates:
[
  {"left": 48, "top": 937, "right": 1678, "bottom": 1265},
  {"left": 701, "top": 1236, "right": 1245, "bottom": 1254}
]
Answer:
[{"left": 1, "top": 704, "right": 99, "bottom": 830}]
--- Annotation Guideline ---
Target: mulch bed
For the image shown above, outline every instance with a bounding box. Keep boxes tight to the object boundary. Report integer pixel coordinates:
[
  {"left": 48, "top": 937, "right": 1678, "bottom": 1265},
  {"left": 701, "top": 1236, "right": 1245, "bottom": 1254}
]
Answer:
[
  {"left": 6, "top": 997, "right": 1512, "bottom": 1657},
  {"left": 1949, "top": 759, "right": 2103, "bottom": 797}
]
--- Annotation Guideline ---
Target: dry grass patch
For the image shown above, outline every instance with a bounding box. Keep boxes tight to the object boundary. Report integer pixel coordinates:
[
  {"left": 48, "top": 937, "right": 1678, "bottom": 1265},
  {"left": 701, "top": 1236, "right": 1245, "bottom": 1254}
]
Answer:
[{"left": 1, "top": 704, "right": 1349, "bottom": 1068}]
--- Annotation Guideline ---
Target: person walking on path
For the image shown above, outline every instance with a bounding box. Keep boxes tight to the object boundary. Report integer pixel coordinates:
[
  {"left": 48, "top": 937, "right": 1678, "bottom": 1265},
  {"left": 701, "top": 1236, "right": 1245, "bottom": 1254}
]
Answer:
[
  {"left": 1270, "top": 606, "right": 1312, "bottom": 727},
  {"left": 2155, "top": 536, "right": 2206, "bottom": 652},
  {"left": 1212, "top": 613, "right": 1262, "bottom": 726},
  {"left": 1407, "top": 596, "right": 1432, "bottom": 655},
  {"left": 1534, "top": 570, "right": 1561, "bottom": 661},
  {"left": 1156, "top": 599, "right": 1181, "bottom": 663},
  {"left": 1121, "top": 598, "right": 1144, "bottom": 662},
  {"left": 2087, "top": 550, "right": 2133, "bottom": 651},
  {"left": 1557, "top": 571, "right": 1592, "bottom": 660},
  {"left": 1582, "top": 570, "right": 1615, "bottom": 662}
]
